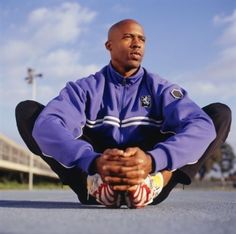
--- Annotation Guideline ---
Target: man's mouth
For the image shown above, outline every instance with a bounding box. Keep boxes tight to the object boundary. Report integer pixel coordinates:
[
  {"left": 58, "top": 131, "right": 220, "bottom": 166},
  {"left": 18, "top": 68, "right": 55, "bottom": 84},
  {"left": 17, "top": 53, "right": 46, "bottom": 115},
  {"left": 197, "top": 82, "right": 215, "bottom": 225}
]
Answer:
[
  {"left": 131, "top": 51, "right": 141, "bottom": 56},
  {"left": 130, "top": 51, "right": 142, "bottom": 60}
]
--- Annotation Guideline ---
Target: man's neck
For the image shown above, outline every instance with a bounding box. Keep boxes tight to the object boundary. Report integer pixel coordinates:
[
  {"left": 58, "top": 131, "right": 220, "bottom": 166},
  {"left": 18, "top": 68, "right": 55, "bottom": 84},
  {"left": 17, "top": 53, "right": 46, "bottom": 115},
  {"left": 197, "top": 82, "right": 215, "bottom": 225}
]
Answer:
[{"left": 110, "top": 62, "right": 140, "bottom": 78}]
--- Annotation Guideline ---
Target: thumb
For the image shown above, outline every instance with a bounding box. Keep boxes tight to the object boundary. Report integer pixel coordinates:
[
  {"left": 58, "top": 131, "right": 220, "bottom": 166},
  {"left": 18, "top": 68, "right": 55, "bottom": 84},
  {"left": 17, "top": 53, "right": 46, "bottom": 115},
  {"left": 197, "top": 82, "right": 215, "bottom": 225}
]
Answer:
[{"left": 123, "top": 147, "right": 137, "bottom": 157}]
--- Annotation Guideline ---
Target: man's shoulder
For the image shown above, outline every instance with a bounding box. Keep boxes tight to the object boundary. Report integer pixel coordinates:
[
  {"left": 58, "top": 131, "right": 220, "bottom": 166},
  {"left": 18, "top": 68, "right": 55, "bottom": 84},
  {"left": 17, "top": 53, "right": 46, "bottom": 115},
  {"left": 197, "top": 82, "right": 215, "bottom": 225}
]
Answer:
[
  {"left": 143, "top": 68, "right": 172, "bottom": 88},
  {"left": 143, "top": 68, "right": 186, "bottom": 99}
]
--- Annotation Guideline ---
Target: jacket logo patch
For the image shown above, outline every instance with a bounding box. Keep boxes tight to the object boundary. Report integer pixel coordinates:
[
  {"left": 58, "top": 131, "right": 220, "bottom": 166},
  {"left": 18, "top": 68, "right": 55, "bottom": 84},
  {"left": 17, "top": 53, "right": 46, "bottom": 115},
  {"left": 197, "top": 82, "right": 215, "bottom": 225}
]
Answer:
[
  {"left": 170, "top": 89, "right": 183, "bottom": 99},
  {"left": 140, "top": 95, "right": 151, "bottom": 108}
]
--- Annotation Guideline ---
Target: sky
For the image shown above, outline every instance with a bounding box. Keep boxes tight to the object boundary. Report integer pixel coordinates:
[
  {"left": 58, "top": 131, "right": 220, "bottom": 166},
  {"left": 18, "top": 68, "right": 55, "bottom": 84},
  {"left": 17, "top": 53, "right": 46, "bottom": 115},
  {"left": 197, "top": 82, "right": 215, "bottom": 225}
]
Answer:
[{"left": 0, "top": 0, "right": 236, "bottom": 153}]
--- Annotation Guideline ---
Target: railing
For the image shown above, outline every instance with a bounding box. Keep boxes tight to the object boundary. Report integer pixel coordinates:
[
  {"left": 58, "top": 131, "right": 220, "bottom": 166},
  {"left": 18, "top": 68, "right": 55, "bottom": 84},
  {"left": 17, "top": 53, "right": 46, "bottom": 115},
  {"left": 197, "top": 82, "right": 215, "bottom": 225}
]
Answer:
[{"left": 0, "top": 134, "right": 58, "bottom": 179}]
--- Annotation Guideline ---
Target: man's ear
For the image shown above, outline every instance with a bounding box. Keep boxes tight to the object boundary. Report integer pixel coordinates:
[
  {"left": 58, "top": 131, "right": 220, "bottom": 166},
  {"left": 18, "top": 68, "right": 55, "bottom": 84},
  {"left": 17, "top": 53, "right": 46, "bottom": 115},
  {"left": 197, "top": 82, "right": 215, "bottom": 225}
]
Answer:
[{"left": 105, "top": 40, "right": 112, "bottom": 51}]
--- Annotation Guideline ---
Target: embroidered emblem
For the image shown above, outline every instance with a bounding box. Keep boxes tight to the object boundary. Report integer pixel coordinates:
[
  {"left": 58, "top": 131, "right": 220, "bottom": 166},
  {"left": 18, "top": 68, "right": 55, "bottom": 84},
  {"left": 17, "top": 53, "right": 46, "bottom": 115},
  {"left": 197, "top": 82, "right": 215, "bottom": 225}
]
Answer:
[
  {"left": 140, "top": 95, "right": 152, "bottom": 108},
  {"left": 170, "top": 89, "right": 183, "bottom": 99}
]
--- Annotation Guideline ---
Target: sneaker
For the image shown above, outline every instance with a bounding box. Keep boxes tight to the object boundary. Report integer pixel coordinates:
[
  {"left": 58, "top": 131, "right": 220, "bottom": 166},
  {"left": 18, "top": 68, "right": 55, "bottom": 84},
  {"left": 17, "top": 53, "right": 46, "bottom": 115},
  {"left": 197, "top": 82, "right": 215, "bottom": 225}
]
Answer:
[
  {"left": 151, "top": 170, "right": 186, "bottom": 205},
  {"left": 87, "top": 174, "right": 121, "bottom": 207},
  {"left": 125, "top": 173, "right": 164, "bottom": 208}
]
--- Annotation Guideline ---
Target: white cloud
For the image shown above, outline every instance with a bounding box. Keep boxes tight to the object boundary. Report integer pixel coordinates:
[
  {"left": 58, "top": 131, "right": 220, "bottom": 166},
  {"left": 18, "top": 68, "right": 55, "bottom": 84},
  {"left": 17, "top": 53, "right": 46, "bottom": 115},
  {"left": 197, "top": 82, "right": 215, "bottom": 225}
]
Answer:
[
  {"left": 38, "top": 49, "right": 80, "bottom": 78},
  {"left": 205, "top": 48, "right": 236, "bottom": 83},
  {"left": 174, "top": 10, "right": 236, "bottom": 150},
  {"left": 213, "top": 9, "right": 236, "bottom": 45},
  {"left": 213, "top": 9, "right": 236, "bottom": 24},
  {"left": 27, "top": 2, "right": 96, "bottom": 48},
  {"left": 0, "top": 2, "right": 100, "bottom": 146},
  {"left": 36, "top": 48, "right": 99, "bottom": 87},
  {"left": 0, "top": 2, "right": 98, "bottom": 105},
  {"left": 177, "top": 10, "right": 236, "bottom": 98},
  {"left": 0, "top": 40, "right": 34, "bottom": 64},
  {"left": 208, "top": 11, "right": 236, "bottom": 89}
]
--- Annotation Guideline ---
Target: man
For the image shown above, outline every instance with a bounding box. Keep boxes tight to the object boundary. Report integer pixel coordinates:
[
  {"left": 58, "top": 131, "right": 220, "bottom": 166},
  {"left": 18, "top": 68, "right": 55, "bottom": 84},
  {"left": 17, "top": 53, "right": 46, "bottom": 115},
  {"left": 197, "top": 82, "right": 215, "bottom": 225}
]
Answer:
[{"left": 16, "top": 19, "right": 231, "bottom": 208}]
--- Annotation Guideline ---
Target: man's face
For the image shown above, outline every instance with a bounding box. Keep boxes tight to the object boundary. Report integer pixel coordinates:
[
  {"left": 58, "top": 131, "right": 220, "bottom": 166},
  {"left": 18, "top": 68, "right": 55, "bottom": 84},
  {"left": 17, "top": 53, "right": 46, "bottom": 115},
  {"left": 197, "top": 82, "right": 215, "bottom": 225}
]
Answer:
[{"left": 106, "top": 22, "right": 146, "bottom": 74}]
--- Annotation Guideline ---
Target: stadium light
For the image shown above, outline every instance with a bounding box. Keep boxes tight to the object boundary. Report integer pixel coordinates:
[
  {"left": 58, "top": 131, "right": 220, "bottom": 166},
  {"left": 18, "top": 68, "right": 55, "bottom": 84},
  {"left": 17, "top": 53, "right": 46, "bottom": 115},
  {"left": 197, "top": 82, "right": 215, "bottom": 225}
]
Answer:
[{"left": 25, "top": 68, "right": 43, "bottom": 190}]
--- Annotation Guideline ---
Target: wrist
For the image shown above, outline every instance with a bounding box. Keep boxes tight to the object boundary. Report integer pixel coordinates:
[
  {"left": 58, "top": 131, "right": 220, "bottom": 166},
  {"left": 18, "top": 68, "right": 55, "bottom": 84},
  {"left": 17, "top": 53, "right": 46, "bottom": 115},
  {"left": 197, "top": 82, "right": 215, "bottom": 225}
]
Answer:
[
  {"left": 146, "top": 153, "right": 155, "bottom": 174},
  {"left": 89, "top": 156, "right": 100, "bottom": 175}
]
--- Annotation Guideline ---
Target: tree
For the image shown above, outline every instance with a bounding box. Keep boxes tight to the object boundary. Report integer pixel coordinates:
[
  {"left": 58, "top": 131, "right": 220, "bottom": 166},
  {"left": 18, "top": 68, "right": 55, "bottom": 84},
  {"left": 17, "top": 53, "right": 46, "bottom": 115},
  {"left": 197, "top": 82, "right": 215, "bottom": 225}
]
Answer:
[
  {"left": 198, "top": 142, "right": 235, "bottom": 180},
  {"left": 220, "top": 143, "right": 235, "bottom": 173}
]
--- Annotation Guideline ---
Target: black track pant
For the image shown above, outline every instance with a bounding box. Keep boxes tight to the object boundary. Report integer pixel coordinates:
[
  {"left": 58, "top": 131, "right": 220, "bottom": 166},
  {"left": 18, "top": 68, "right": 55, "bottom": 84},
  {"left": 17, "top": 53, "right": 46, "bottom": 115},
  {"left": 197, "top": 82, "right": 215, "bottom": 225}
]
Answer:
[{"left": 15, "top": 101, "right": 231, "bottom": 205}]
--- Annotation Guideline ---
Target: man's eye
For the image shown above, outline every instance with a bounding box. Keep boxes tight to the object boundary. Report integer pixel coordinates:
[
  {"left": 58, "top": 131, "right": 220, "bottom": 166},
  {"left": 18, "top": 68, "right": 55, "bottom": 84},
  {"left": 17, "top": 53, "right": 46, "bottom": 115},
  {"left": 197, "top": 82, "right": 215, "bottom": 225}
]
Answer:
[{"left": 140, "top": 37, "right": 146, "bottom": 42}]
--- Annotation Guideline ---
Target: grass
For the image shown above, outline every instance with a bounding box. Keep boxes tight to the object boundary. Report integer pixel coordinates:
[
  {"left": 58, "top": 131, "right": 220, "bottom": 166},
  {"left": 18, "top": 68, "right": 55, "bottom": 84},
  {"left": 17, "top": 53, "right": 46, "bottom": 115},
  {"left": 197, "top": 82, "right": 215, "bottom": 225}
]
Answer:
[{"left": 0, "top": 181, "right": 65, "bottom": 190}]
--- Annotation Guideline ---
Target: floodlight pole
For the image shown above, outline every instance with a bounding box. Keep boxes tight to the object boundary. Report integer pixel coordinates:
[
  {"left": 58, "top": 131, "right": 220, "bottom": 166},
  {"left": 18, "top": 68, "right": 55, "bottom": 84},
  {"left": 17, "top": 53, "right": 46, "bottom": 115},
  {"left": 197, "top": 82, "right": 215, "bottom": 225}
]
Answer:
[
  {"left": 25, "top": 68, "right": 43, "bottom": 190},
  {"left": 32, "top": 74, "right": 37, "bottom": 101}
]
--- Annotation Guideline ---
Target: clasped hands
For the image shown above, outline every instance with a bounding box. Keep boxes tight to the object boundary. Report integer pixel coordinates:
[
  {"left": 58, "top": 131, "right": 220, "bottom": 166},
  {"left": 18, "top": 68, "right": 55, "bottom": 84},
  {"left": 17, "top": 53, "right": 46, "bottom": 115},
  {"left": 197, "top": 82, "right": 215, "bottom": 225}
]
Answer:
[{"left": 95, "top": 147, "right": 153, "bottom": 191}]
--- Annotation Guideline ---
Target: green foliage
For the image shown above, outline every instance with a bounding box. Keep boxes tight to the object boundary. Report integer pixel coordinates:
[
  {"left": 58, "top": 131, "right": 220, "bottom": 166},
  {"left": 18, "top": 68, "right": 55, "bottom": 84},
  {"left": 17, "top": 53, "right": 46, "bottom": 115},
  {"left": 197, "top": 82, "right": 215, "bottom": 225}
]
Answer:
[
  {"left": 199, "top": 142, "right": 235, "bottom": 179},
  {"left": 220, "top": 143, "right": 235, "bottom": 172},
  {"left": 0, "top": 180, "right": 64, "bottom": 190}
]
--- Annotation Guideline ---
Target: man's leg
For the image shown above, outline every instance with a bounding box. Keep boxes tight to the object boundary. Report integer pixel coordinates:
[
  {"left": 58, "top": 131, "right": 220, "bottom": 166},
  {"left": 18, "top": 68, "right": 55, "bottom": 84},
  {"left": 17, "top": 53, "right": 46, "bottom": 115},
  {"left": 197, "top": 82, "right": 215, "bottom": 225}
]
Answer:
[
  {"left": 180, "top": 103, "right": 232, "bottom": 181},
  {"left": 15, "top": 100, "right": 97, "bottom": 204},
  {"left": 152, "top": 102, "right": 232, "bottom": 205}
]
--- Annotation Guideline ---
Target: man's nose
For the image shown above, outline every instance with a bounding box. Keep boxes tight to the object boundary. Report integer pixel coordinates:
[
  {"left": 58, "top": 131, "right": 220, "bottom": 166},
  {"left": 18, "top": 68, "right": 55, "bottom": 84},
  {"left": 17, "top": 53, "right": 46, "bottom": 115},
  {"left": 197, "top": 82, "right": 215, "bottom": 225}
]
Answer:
[{"left": 131, "top": 37, "right": 141, "bottom": 48}]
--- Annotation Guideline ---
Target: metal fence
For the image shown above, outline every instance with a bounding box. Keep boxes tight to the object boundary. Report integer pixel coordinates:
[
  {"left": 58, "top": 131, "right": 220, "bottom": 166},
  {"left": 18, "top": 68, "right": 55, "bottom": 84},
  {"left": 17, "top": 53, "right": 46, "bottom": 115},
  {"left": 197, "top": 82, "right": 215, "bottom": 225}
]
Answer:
[{"left": 0, "top": 134, "right": 57, "bottom": 179}]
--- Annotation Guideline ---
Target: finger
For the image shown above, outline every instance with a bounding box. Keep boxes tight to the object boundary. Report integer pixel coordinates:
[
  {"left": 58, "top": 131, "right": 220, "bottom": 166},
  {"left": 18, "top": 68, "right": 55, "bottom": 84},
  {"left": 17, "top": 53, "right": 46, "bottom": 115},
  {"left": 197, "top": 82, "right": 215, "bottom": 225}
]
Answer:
[
  {"left": 103, "top": 148, "right": 111, "bottom": 154},
  {"left": 103, "top": 165, "right": 137, "bottom": 175},
  {"left": 112, "top": 182, "right": 143, "bottom": 191},
  {"left": 103, "top": 154, "right": 122, "bottom": 161},
  {"left": 105, "top": 176, "right": 144, "bottom": 185},
  {"left": 104, "top": 164, "right": 148, "bottom": 178},
  {"left": 101, "top": 164, "right": 127, "bottom": 176},
  {"left": 103, "top": 148, "right": 124, "bottom": 157},
  {"left": 128, "top": 185, "right": 138, "bottom": 191},
  {"left": 119, "top": 157, "right": 144, "bottom": 166},
  {"left": 112, "top": 185, "right": 131, "bottom": 191},
  {"left": 123, "top": 169, "right": 146, "bottom": 179},
  {"left": 123, "top": 147, "right": 137, "bottom": 157},
  {"left": 108, "top": 156, "right": 144, "bottom": 167}
]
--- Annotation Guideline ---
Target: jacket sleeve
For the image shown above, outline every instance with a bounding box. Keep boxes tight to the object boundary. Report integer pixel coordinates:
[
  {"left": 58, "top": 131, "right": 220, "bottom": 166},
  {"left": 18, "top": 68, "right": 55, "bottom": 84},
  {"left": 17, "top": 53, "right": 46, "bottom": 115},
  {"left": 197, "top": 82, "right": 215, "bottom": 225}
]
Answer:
[
  {"left": 32, "top": 81, "right": 99, "bottom": 174},
  {"left": 147, "top": 84, "right": 216, "bottom": 172}
]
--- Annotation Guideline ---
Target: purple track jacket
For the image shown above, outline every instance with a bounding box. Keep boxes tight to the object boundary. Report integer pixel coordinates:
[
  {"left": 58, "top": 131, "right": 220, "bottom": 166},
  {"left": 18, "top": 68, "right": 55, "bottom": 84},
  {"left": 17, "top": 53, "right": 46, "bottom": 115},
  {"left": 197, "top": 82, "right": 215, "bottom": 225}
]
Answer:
[{"left": 32, "top": 63, "right": 216, "bottom": 174}]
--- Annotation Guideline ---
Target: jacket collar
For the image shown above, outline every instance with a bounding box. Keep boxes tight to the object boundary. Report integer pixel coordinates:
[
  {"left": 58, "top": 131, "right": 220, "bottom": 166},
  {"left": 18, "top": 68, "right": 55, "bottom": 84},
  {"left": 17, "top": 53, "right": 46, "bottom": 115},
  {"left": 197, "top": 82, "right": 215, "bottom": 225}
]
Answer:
[{"left": 108, "top": 62, "right": 144, "bottom": 86}]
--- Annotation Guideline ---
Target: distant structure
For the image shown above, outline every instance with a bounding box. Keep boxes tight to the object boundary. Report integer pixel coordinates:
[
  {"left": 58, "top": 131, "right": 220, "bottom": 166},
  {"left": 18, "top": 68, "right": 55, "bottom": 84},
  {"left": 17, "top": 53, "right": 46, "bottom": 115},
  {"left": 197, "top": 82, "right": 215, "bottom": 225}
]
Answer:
[
  {"left": 25, "top": 68, "right": 43, "bottom": 84},
  {"left": 24, "top": 68, "right": 43, "bottom": 189},
  {"left": 0, "top": 134, "right": 57, "bottom": 179},
  {"left": 25, "top": 68, "right": 43, "bottom": 100}
]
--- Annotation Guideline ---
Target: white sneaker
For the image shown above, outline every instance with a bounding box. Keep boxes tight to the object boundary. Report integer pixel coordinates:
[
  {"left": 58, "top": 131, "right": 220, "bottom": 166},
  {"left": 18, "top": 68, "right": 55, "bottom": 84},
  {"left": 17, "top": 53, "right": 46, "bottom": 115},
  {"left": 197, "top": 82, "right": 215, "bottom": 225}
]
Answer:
[
  {"left": 87, "top": 174, "right": 121, "bottom": 207},
  {"left": 125, "top": 173, "right": 164, "bottom": 208}
]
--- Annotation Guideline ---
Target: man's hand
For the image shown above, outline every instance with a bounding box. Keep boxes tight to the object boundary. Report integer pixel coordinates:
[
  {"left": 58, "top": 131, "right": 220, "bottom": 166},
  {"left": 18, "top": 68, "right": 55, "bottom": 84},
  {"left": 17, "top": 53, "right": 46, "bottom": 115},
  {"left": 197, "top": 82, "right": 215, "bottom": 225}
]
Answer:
[
  {"left": 95, "top": 147, "right": 153, "bottom": 191},
  {"left": 95, "top": 148, "right": 125, "bottom": 182}
]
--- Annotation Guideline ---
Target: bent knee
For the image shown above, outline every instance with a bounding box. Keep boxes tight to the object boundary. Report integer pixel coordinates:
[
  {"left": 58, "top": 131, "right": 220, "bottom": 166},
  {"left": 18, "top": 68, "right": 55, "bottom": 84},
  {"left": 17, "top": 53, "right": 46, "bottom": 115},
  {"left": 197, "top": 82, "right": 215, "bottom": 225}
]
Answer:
[{"left": 204, "top": 102, "right": 232, "bottom": 123}]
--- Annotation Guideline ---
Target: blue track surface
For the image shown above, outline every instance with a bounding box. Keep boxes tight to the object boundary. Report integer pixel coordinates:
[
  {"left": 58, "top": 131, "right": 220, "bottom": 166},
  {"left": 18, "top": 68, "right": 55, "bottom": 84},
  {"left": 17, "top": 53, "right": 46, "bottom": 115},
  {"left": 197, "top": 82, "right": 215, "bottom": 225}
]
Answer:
[{"left": 0, "top": 189, "right": 235, "bottom": 234}]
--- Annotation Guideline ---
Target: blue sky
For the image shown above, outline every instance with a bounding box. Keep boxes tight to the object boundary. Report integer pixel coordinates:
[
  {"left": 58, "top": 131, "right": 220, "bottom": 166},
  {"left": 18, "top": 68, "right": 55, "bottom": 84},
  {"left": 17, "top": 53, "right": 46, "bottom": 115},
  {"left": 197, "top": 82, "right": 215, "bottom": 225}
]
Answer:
[{"left": 0, "top": 0, "right": 236, "bottom": 153}]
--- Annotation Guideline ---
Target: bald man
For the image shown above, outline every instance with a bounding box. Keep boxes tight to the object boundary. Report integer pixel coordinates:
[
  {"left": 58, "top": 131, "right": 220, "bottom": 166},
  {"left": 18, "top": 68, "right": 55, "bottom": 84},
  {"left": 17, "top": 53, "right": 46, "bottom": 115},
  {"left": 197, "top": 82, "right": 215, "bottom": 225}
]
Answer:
[{"left": 16, "top": 19, "right": 231, "bottom": 208}]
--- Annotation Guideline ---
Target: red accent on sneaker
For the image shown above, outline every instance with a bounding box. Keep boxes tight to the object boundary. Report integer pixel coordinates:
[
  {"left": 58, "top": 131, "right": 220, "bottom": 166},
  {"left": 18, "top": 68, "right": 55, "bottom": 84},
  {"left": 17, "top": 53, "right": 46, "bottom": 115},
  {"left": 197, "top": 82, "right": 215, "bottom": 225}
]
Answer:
[{"left": 127, "top": 183, "right": 152, "bottom": 208}]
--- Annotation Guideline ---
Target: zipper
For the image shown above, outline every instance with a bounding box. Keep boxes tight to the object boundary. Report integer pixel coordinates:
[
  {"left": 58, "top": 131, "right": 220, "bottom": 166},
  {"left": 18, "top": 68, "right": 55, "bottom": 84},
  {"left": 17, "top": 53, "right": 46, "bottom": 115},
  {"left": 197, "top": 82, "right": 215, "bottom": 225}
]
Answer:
[{"left": 119, "top": 78, "right": 127, "bottom": 144}]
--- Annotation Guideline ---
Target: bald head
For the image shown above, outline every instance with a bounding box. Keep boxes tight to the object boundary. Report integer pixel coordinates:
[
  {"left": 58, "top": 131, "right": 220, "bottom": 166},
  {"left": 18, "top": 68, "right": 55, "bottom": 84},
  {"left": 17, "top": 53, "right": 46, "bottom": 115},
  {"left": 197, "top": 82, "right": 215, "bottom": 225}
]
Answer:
[
  {"left": 108, "top": 19, "right": 143, "bottom": 40},
  {"left": 105, "top": 19, "right": 145, "bottom": 77}
]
